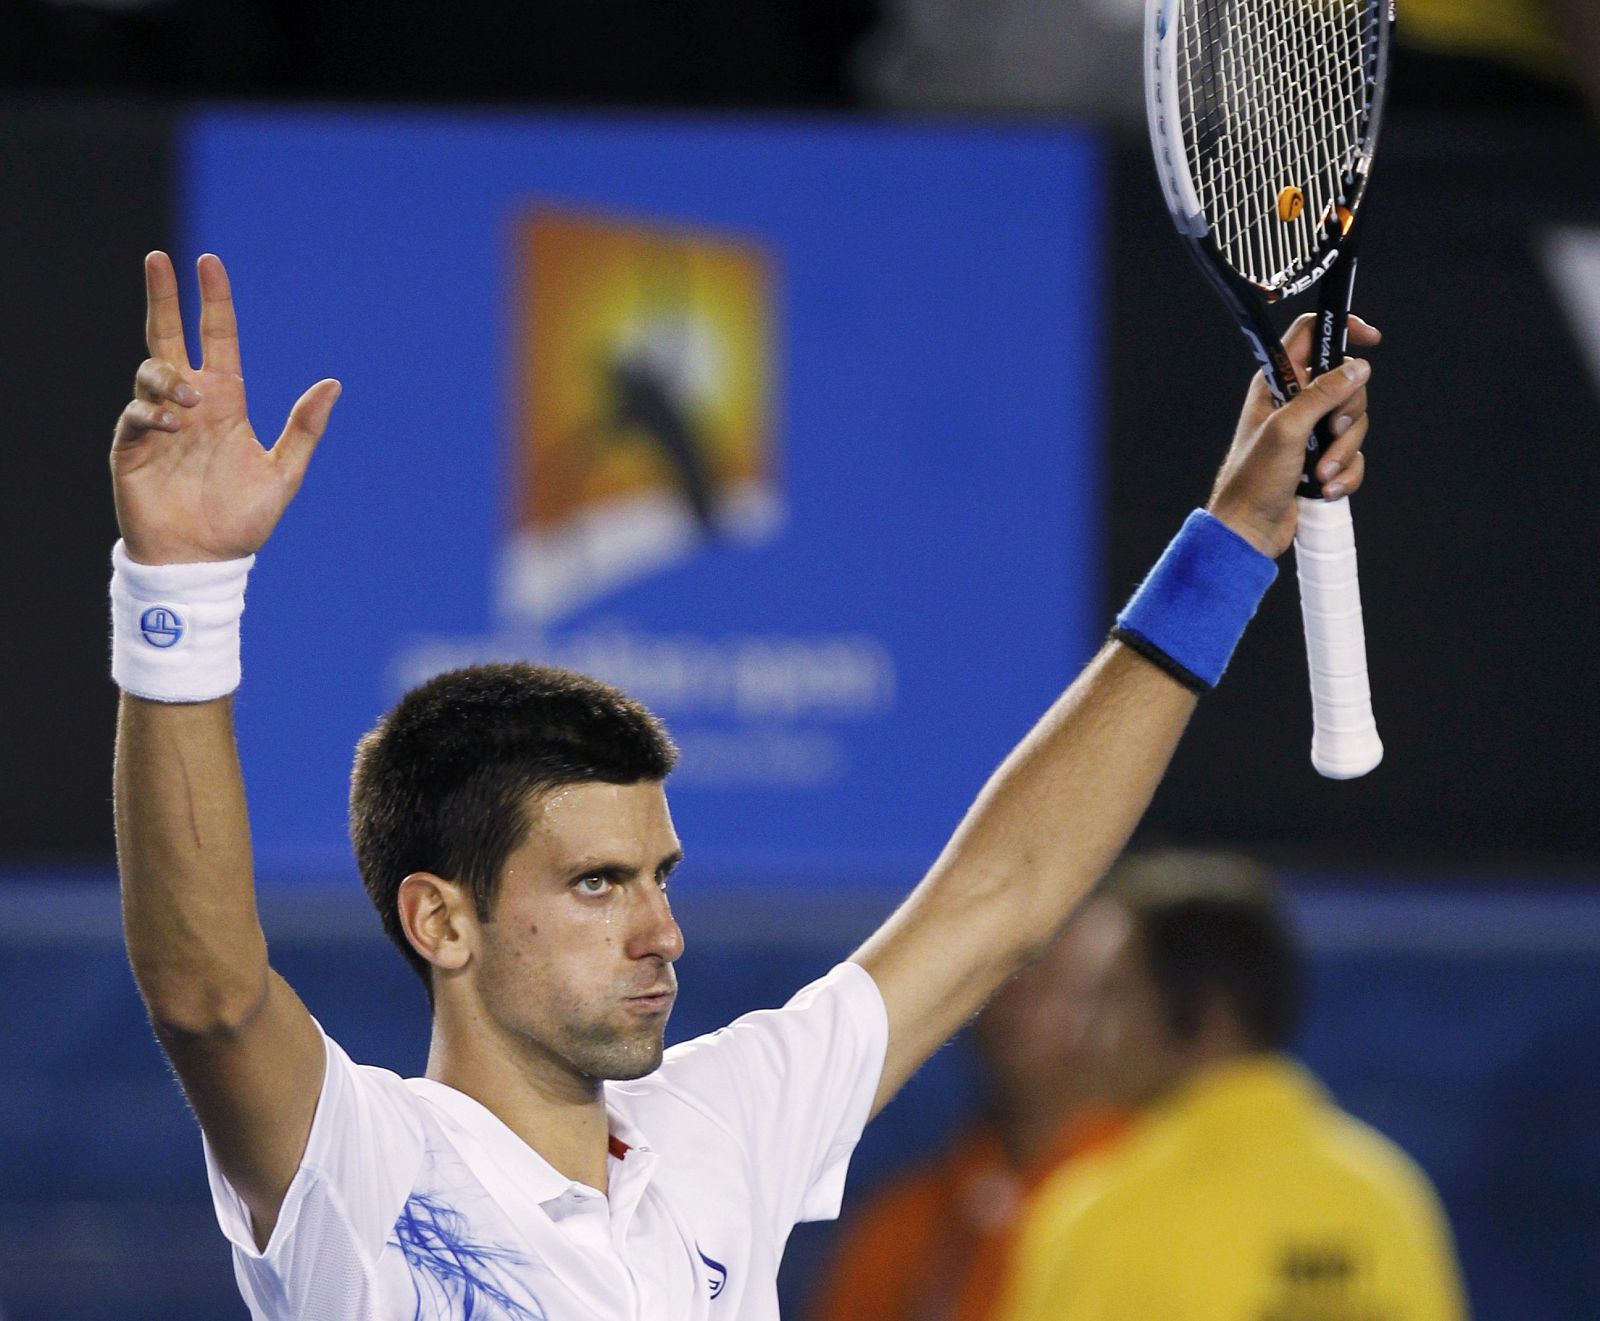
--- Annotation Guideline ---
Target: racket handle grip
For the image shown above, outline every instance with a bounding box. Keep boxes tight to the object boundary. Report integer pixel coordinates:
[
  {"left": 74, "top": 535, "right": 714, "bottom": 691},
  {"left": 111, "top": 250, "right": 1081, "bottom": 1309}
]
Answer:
[{"left": 1294, "top": 496, "right": 1382, "bottom": 779}]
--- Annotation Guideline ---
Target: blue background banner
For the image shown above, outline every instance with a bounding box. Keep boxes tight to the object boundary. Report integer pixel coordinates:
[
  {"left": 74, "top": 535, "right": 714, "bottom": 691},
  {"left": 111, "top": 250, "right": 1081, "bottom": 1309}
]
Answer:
[{"left": 181, "top": 110, "right": 1103, "bottom": 886}]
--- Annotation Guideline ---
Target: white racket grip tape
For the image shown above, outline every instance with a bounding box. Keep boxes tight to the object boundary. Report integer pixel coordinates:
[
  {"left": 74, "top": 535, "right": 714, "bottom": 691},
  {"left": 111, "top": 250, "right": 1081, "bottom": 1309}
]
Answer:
[{"left": 1293, "top": 496, "right": 1382, "bottom": 779}]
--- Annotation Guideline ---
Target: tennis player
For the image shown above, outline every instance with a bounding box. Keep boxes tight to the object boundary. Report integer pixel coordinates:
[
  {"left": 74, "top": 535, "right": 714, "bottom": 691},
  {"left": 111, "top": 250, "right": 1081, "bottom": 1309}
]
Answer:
[{"left": 110, "top": 251, "right": 1376, "bottom": 1320}]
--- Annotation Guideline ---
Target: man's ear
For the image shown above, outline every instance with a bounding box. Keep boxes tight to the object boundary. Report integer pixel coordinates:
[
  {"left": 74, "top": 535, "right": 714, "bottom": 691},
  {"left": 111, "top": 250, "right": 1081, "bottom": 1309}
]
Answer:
[{"left": 397, "top": 872, "right": 475, "bottom": 977}]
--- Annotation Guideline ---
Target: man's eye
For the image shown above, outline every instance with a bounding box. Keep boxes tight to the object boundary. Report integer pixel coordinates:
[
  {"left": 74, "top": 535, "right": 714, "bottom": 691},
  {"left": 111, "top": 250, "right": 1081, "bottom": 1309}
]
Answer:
[{"left": 575, "top": 875, "right": 612, "bottom": 895}]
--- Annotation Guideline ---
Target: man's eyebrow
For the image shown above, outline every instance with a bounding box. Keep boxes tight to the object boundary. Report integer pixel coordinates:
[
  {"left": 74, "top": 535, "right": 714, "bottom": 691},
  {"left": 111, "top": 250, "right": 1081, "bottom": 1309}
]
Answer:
[
  {"left": 563, "top": 858, "right": 633, "bottom": 877},
  {"left": 562, "top": 849, "right": 684, "bottom": 877}
]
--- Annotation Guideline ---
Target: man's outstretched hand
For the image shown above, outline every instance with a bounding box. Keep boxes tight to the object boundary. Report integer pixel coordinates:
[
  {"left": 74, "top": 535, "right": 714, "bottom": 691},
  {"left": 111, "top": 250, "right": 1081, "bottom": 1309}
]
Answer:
[
  {"left": 111, "top": 252, "right": 341, "bottom": 565},
  {"left": 1205, "top": 312, "right": 1380, "bottom": 559}
]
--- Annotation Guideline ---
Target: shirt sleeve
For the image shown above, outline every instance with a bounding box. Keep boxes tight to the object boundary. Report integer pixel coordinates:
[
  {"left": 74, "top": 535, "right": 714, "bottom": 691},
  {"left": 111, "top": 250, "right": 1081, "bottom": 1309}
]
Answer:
[
  {"left": 650, "top": 961, "right": 889, "bottom": 1232},
  {"left": 202, "top": 1024, "right": 426, "bottom": 1311},
  {"left": 1385, "top": 1160, "right": 1472, "bottom": 1321}
]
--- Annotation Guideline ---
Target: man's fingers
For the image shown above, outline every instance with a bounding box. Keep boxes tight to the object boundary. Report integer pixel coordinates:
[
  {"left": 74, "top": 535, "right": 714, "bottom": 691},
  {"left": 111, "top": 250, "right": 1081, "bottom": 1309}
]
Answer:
[
  {"left": 271, "top": 379, "right": 342, "bottom": 490},
  {"left": 1317, "top": 411, "right": 1369, "bottom": 484},
  {"left": 1280, "top": 311, "right": 1382, "bottom": 380},
  {"left": 1267, "top": 358, "right": 1371, "bottom": 496},
  {"left": 113, "top": 398, "right": 182, "bottom": 449},
  {"left": 1315, "top": 381, "right": 1368, "bottom": 463},
  {"left": 1274, "top": 358, "right": 1370, "bottom": 439},
  {"left": 197, "top": 253, "right": 243, "bottom": 376},
  {"left": 134, "top": 358, "right": 203, "bottom": 407},
  {"left": 1282, "top": 313, "right": 1318, "bottom": 374},
  {"left": 1321, "top": 447, "right": 1365, "bottom": 501},
  {"left": 1347, "top": 314, "right": 1382, "bottom": 348},
  {"left": 144, "top": 252, "right": 192, "bottom": 369}
]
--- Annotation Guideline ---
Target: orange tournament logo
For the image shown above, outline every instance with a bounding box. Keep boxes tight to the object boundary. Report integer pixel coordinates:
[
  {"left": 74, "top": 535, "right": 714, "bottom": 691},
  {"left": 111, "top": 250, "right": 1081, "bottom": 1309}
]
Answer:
[{"left": 501, "top": 208, "right": 783, "bottom": 623}]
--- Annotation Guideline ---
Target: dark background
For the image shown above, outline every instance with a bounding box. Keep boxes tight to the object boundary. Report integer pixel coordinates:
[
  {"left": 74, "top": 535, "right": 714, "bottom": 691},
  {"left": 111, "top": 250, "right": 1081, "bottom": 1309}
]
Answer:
[{"left": 4, "top": 3, "right": 1600, "bottom": 1319}]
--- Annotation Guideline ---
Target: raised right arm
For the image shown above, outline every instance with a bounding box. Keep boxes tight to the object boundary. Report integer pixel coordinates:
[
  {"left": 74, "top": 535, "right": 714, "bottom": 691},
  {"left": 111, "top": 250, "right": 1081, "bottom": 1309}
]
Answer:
[{"left": 113, "top": 251, "right": 340, "bottom": 1247}]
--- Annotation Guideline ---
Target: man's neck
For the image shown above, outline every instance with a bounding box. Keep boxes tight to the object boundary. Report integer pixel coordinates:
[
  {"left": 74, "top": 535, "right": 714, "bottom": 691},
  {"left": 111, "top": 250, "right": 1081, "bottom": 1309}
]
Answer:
[{"left": 425, "top": 1018, "right": 614, "bottom": 1194}]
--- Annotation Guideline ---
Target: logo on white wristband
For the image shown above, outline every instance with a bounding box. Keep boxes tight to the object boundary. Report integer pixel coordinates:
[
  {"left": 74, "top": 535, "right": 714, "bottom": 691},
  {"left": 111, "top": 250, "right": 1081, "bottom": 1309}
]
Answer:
[
  {"left": 139, "top": 606, "right": 186, "bottom": 649},
  {"left": 110, "top": 540, "right": 254, "bottom": 702}
]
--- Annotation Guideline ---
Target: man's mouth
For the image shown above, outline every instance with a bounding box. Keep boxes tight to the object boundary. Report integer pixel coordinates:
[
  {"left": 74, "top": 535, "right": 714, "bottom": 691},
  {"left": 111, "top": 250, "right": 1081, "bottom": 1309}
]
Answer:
[{"left": 625, "top": 987, "right": 676, "bottom": 1014}]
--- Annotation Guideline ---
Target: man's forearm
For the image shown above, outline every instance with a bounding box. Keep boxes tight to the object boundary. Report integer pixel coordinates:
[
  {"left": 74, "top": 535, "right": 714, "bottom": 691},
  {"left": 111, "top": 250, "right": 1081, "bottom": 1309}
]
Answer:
[
  {"left": 855, "top": 641, "right": 1197, "bottom": 1115},
  {"left": 924, "top": 642, "right": 1195, "bottom": 960},
  {"left": 859, "top": 322, "right": 1374, "bottom": 1117},
  {"left": 115, "top": 694, "right": 270, "bottom": 1034}
]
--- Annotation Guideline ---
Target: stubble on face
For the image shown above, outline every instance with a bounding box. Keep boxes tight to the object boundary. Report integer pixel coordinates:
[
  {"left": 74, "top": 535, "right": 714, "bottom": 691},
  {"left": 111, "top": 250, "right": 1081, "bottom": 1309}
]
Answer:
[
  {"left": 558, "top": 1011, "right": 670, "bottom": 1082},
  {"left": 500, "top": 950, "right": 674, "bottom": 1084},
  {"left": 473, "top": 780, "right": 684, "bottom": 1091},
  {"left": 474, "top": 901, "right": 679, "bottom": 1088}
]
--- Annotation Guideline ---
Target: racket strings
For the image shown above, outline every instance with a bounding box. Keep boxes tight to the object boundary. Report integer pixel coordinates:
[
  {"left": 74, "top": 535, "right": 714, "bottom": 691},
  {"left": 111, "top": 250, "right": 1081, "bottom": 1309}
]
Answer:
[{"left": 1178, "top": 0, "right": 1377, "bottom": 291}]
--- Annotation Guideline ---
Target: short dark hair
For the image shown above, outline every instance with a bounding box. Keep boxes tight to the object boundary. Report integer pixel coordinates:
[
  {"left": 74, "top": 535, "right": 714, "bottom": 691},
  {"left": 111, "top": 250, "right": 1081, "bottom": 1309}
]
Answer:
[
  {"left": 349, "top": 662, "right": 678, "bottom": 994},
  {"left": 1097, "top": 850, "right": 1302, "bottom": 1051}
]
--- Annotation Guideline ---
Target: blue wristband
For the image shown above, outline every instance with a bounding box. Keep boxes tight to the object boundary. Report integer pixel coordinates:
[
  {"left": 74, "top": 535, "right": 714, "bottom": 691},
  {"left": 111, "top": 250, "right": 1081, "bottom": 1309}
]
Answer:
[{"left": 1113, "top": 510, "right": 1277, "bottom": 692}]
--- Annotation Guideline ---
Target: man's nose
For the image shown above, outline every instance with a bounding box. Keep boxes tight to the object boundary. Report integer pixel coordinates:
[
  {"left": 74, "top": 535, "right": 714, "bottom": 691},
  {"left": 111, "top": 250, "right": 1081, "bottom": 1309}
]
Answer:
[{"left": 627, "top": 882, "right": 685, "bottom": 963}]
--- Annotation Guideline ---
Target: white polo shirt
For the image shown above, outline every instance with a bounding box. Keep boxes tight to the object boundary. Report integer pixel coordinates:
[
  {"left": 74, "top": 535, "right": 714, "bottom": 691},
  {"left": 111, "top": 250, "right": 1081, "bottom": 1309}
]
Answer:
[{"left": 204, "top": 962, "right": 888, "bottom": 1320}]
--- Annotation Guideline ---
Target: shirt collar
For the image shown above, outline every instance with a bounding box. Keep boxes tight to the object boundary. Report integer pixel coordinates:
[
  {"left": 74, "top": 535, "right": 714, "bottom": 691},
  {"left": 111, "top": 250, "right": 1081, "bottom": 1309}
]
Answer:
[
  {"left": 407, "top": 1077, "right": 576, "bottom": 1205},
  {"left": 1150, "top": 1053, "right": 1324, "bottom": 1132},
  {"left": 603, "top": 1096, "right": 654, "bottom": 1159},
  {"left": 601, "top": 1095, "right": 659, "bottom": 1241},
  {"left": 405, "top": 1077, "right": 660, "bottom": 1225}
]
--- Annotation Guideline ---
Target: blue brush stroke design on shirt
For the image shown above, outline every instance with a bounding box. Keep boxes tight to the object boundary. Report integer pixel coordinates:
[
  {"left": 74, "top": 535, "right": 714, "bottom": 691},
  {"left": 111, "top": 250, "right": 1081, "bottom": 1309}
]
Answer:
[
  {"left": 697, "top": 1243, "right": 729, "bottom": 1299},
  {"left": 391, "top": 1193, "right": 550, "bottom": 1320}
]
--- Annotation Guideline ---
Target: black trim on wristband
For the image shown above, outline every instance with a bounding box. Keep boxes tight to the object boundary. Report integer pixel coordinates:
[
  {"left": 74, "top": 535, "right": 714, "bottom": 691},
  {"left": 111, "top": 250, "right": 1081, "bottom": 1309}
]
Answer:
[{"left": 1110, "top": 625, "right": 1213, "bottom": 695}]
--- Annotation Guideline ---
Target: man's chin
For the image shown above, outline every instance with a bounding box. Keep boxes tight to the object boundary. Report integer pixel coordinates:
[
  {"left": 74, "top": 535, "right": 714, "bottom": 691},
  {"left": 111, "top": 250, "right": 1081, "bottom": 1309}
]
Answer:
[
  {"left": 575, "top": 1027, "right": 667, "bottom": 1082},
  {"left": 614, "top": 1027, "right": 669, "bottom": 1080},
  {"left": 604, "top": 1051, "right": 665, "bottom": 1082}
]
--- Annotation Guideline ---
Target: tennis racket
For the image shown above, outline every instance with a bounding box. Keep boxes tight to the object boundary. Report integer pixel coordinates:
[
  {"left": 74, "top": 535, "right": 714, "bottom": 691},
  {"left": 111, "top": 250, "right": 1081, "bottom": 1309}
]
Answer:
[{"left": 1144, "top": 0, "right": 1392, "bottom": 779}]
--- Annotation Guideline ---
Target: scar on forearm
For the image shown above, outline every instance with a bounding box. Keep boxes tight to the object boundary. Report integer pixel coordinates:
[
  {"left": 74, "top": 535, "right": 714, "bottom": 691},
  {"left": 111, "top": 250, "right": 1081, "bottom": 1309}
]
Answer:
[{"left": 175, "top": 751, "right": 204, "bottom": 851}]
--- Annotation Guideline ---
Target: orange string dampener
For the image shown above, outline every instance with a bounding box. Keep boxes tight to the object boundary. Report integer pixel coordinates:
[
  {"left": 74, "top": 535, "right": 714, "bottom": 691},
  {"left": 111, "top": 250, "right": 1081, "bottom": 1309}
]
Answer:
[{"left": 1276, "top": 186, "right": 1305, "bottom": 222}]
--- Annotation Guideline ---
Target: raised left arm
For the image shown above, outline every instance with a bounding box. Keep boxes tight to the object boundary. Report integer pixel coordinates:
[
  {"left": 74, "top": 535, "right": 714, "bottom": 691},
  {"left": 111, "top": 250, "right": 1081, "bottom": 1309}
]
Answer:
[{"left": 852, "top": 315, "right": 1378, "bottom": 1116}]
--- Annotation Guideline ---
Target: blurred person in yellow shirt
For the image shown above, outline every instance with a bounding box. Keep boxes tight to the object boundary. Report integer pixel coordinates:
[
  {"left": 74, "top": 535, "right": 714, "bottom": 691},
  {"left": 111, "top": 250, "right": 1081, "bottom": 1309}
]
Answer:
[
  {"left": 998, "top": 852, "right": 1467, "bottom": 1321},
  {"left": 1407, "top": 0, "right": 1568, "bottom": 74},
  {"left": 811, "top": 912, "right": 1129, "bottom": 1321}
]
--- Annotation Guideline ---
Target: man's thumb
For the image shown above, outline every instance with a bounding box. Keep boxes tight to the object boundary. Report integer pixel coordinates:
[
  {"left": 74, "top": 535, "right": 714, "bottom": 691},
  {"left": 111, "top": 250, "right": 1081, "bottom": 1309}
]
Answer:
[
  {"left": 275, "top": 378, "right": 342, "bottom": 483},
  {"left": 1284, "top": 359, "right": 1370, "bottom": 429}
]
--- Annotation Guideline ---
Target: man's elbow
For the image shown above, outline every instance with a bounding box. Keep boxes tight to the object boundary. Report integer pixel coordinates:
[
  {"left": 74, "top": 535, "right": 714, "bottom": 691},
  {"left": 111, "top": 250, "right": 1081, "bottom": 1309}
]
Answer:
[
  {"left": 136, "top": 965, "right": 271, "bottom": 1042},
  {"left": 942, "top": 864, "right": 1076, "bottom": 983}
]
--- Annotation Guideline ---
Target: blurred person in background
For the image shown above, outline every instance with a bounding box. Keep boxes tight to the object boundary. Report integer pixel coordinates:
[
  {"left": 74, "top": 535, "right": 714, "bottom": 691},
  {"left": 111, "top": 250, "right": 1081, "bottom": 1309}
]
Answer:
[
  {"left": 810, "top": 911, "right": 1128, "bottom": 1321},
  {"left": 998, "top": 851, "right": 1467, "bottom": 1321},
  {"left": 853, "top": 0, "right": 1145, "bottom": 125}
]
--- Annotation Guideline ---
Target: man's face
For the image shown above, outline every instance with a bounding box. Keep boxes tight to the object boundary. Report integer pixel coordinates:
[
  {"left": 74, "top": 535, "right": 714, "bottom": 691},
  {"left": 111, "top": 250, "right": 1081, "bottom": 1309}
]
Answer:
[
  {"left": 1078, "top": 898, "right": 1190, "bottom": 1109},
  {"left": 472, "top": 779, "right": 685, "bottom": 1089},
  {"left": 971, "top": 909, "right": 1113, "bottom": 1112}
]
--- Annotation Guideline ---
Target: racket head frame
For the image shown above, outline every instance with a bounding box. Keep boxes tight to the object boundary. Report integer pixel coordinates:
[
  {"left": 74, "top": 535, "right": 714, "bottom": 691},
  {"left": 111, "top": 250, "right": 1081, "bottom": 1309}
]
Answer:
[{"left": 1144, "top": 0, "right": 1394, "bottom": 454}]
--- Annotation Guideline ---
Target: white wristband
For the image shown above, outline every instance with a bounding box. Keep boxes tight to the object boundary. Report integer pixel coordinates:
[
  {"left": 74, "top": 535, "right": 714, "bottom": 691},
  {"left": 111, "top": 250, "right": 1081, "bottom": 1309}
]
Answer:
[{"left": 110, "top": 540, "right": 255, "bottom": 702}]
